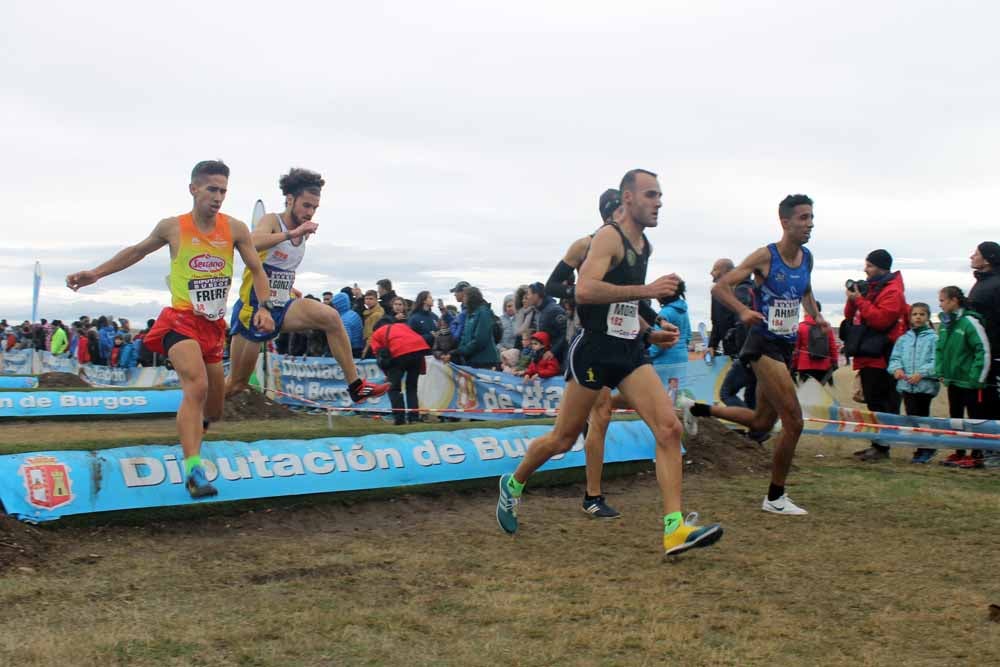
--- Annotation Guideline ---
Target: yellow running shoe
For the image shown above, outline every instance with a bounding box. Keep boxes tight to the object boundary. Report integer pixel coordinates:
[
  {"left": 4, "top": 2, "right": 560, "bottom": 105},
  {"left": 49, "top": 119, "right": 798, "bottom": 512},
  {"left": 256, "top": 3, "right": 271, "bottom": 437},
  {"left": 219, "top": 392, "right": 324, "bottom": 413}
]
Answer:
[{"left": 663, "top": 512, "right": 723, "bottom": 557}]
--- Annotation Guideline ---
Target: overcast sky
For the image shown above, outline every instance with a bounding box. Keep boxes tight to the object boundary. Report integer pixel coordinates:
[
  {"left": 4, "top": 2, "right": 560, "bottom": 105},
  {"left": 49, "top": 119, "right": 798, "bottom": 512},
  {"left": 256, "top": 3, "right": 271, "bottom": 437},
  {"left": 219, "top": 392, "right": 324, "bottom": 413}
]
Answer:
[{"left": 2, "top": 1, "right": 996, "bottom": 329}]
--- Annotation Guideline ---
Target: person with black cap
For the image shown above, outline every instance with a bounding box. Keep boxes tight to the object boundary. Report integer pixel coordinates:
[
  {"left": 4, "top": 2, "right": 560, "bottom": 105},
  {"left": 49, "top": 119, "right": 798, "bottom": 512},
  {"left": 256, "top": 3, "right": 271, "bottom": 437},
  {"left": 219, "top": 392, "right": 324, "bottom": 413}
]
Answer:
[
  {"left": 968, "top": 241, "right": 1000, "bottom": 427},
  {"left": 844, "top": 248, "right": 909, "bottom": 462},
  {"left": 447, "top": 280, "right": 471, "bottom": 341}
]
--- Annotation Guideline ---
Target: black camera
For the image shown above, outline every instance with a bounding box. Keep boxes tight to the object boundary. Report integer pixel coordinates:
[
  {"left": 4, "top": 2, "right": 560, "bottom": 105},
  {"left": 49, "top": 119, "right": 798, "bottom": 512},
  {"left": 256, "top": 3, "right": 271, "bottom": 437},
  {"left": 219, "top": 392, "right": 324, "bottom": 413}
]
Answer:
[{"left": 845, "top": 279, "right": 869, "bottom": 296}]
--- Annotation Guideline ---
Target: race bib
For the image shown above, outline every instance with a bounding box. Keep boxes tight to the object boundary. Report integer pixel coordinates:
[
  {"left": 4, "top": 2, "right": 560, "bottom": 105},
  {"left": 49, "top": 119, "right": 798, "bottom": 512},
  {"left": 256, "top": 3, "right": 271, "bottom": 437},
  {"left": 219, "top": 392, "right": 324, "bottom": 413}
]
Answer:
[
  {"left": 267, "top": 269, "right": 295, "bottom": 307},
  {"left": 606, "top": 301, "right": 640, "bottom": 340},
  {"left": 189, "top": 276, "right": 231, "bottom": 321},
  {"left": 767, "top": 298, "right": 800, "bottom": 335}
]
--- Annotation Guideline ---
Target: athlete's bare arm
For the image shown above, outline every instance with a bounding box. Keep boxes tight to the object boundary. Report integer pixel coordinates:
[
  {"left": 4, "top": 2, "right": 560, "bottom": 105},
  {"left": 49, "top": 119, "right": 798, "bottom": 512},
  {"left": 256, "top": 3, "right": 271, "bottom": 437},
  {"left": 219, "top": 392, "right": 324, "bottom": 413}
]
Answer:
[
  {"left": 576, "top": 226, "right": 678, "bottom": 305},
  {"left": 251, "top": 213, "right": 318, "bottom": 252},
  {"left": 563, "top": 236, "right": 592, "bottom": 268},
  {"left": 712, "top": 246, "right": 770, "bottom": 327},
  {"left": 65, "top": 218, "right": 174, "bottom": 291},
  {"left": 232, "top": 219, "right": 275, "bottom": 333}
]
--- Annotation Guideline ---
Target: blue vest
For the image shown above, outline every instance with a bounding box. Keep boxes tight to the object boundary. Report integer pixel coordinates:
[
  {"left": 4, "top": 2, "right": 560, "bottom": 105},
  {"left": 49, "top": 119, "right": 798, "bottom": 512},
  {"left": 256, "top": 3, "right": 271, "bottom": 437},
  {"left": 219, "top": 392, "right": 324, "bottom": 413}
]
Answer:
[{"left": 754, "top": 243, "right": 813, "bottom": 342}]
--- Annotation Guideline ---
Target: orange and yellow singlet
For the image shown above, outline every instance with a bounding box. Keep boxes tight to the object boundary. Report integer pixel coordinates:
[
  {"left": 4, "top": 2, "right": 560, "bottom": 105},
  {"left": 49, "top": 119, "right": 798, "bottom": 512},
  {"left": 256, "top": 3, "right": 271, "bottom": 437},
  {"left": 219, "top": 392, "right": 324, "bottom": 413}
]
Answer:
[{"left": 168, "top": 213, "right": 234, "bottom": 321}]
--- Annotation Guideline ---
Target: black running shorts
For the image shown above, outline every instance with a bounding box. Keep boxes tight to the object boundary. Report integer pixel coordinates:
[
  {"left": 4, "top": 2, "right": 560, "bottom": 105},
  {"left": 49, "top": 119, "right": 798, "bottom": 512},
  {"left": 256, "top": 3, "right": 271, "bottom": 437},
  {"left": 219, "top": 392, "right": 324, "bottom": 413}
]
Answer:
[
  {"left": 739, "top": 328, "right": 794, "bottom": 368},
  {"left": 566, "top": 330, "right": 651, "bottom": 390}
]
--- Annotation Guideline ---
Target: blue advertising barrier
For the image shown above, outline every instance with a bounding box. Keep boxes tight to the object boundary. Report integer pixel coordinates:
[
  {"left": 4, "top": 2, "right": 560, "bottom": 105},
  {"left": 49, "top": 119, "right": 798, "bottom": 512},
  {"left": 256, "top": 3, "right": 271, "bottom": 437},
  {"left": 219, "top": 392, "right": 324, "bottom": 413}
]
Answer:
[
  {"left": 0, "top": 421, "right": 657, "bottom": 522},
  {"left": 0, "top": 376, "right": 38, "bottom": 389},
  {"left": 0, "top": 390, "right": 182, "bottom": 418},
  {"left": 0, "top": 349, "right": 35, "bottom": 375},
  {"left": 269, "top": 355, "right": 393, "bottom": 411},
  {"left": 416, "top": 357, "right": 718, "bottom": 420}
]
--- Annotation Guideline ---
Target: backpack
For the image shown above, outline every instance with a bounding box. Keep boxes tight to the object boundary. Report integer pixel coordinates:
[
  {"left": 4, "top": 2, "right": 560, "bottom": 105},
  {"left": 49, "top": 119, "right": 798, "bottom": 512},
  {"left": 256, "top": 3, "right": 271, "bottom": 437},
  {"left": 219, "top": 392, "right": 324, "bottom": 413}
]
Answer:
[
  {"left": 492, "top": 314, "right": 503, "bottom": 344},
  {"left": 807, "top": 322, "right": 830, "bottom": 360}
]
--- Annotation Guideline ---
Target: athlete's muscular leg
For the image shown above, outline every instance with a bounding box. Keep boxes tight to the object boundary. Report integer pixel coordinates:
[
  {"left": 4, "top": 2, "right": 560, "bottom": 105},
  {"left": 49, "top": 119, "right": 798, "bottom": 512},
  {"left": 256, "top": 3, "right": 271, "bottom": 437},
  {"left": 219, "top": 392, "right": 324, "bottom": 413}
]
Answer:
[
  {"left": 617, "top": 365, "right": 684, "bottom": 515},
  {"left": 705, "top": 380, "right": 779, "bottom": 434},
  {"left": 513, "top": 380, "right": 600, "bottom": 484},
  {"left": 748, "top": 357, "right": 803, "bottom": 486},
  {"left": 283, "top": 298, "right": 361, "bottom": 384},
  {"left": 168, "top": 340, "right": 209, "bottom": 460},
  {"left": 225, "top": 334, "right": 262, "bottom": 397},
  {"left": 204, "top": 361, "right": 226, "bottom": 425},
  {"left": 584, "top": 388, "right": 612, "bottom": 496}
]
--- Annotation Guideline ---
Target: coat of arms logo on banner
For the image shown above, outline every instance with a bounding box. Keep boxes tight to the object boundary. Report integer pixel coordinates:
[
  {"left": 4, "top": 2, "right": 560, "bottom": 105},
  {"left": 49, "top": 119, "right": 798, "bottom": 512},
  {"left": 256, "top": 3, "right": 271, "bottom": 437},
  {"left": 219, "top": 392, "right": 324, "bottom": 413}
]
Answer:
[{"left": 19, "top": 455, "right": 74, "bottom": 510}]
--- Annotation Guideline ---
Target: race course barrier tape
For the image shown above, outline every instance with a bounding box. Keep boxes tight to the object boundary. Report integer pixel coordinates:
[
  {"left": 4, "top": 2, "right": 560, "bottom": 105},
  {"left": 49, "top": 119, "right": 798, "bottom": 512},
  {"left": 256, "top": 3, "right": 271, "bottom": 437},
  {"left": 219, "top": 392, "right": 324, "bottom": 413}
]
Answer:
[{"left": 0, "top": 421, "right": 658, "bottom": 522}]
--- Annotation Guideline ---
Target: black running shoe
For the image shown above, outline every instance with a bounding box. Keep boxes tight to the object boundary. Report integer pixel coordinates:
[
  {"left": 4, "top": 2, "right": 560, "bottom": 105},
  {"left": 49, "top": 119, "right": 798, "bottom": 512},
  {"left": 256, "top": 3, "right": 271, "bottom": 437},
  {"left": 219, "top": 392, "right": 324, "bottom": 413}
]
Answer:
[{"left": 582, "top": 495, "right": 621, "bottom": 519}]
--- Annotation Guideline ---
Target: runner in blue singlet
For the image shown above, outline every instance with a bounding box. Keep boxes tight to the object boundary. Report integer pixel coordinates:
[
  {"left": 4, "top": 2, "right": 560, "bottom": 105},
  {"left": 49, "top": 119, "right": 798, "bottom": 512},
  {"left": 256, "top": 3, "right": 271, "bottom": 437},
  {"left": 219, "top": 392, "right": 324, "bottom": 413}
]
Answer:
[{"left": 679, "top": 194, "right": 827, "bottom": 516}]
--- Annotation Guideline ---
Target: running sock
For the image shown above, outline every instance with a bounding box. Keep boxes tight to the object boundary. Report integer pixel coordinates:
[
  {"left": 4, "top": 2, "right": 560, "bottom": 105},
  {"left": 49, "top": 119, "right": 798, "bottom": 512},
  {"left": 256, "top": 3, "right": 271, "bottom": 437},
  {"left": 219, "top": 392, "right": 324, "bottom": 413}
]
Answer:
[
  {"left": 690, "top": 402, "right": 713, "bottom": 418},
  {"left": 584, "top": 493, "right": 603, "bottom": 502},
  {"left": 663, "top": 511, "right": 683, "bottom": 535},
  {"left": 767, "top": 483, "right": 784, "bottom": 501},
  {"left": 507, "top": 476, "right": 525, "bottom": 497},
  {"left": 184, "top": 455, "right": 203, "bottom": 475}
]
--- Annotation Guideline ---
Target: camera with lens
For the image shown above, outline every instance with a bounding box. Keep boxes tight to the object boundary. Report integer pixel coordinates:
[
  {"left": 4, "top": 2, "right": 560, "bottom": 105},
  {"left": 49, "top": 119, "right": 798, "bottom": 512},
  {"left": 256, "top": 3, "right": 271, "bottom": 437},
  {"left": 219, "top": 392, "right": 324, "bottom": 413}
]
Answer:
[{"left": 845, "top": 278, "right": 869, "bottom": 296}]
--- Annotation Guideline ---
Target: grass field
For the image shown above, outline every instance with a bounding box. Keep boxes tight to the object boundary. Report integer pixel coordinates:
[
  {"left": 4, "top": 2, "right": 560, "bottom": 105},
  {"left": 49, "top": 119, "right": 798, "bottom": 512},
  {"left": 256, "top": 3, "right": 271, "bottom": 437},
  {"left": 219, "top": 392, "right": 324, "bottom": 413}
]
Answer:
[{"left": 1, "top": 410, "right": 998, "bottom": 666}]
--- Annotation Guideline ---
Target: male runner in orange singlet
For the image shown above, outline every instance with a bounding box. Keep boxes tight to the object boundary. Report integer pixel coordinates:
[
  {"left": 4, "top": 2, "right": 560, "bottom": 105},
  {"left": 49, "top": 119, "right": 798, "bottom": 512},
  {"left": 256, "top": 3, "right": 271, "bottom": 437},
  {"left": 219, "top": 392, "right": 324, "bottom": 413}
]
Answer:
[{"left": 66, "top": 160, "right": 274, "bottom": 498}]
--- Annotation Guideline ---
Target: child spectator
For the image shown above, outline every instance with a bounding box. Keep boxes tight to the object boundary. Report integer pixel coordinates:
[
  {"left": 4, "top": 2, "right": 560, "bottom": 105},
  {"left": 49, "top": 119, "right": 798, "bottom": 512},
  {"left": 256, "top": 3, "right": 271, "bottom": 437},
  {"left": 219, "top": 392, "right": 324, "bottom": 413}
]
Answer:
[
  {"left": 360, "top": 290, "right": 385, "bottom": 358},
  {"left": 648, "top": 282, "right": 691, "bottom": 366},
  {"left": 887, "top": 302, "right": 939, "bottom": 463},
  {"left": 935, "top": 286, "right": 991, "bottom": 468},
  {"left": 110, "top": 334, "right": 124, "bottom": 367},
  {"left": 523, "top": 331, "right": 560, "bottom": 380},
  {"left": 515, "top": 330, "right": 535, "bottom": 374},
  {"left": 793, "top": 301, "right": 839, "bottom": 384},
  {"left": 500, "top": 348, "right": 521, "bottom": 374}
]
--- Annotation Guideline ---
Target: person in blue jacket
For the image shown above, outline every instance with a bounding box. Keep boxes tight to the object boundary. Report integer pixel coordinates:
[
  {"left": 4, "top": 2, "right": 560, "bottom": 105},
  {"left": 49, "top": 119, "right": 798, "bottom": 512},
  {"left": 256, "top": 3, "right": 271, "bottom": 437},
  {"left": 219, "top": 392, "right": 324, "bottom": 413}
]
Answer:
[
  {"left": 332, "top": 292, "right": 365, "bottom": 358},
  {"left": 887, "top": 301, "right": 939, "bottom": 463},
  {"left": 649, "top": 281, "right": 691, "bottom": 366},
  {"left": 408, "top": 290, "right": 441, "bottom": 346},
  {"left": 118, "top": 336, "right": 140, "bottom": 368}
]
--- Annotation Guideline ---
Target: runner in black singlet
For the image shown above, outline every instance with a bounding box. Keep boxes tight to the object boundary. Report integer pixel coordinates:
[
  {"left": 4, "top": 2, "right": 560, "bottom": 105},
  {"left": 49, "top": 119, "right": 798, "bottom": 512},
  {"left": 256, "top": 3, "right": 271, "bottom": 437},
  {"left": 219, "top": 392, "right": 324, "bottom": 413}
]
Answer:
[{"left": 496, "top": 169, "right": 723, "bottom": 557}]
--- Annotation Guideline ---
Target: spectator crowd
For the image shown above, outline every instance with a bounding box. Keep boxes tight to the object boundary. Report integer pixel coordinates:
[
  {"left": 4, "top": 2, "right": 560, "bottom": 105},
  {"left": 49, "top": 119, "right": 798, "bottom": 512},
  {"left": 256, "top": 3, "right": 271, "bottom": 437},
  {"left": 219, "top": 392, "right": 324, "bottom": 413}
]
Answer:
[{"left": 4, "top": 241, "right": 999, "bottom": 461}]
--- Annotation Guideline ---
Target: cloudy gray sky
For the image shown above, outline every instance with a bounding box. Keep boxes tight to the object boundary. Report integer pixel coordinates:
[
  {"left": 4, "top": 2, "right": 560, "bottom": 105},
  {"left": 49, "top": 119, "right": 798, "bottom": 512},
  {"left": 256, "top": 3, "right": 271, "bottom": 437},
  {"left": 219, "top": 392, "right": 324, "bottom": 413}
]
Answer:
[{"left": 2, "top": 0, "right": 996, "bottom": 329}]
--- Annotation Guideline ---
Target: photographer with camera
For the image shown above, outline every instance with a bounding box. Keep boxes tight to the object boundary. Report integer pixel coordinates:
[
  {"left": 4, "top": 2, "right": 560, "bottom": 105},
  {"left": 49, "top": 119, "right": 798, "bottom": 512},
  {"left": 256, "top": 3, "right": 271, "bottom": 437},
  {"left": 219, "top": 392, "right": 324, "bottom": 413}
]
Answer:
[{"left": 842, "top": 249, "right": 909, "bottom": 462}]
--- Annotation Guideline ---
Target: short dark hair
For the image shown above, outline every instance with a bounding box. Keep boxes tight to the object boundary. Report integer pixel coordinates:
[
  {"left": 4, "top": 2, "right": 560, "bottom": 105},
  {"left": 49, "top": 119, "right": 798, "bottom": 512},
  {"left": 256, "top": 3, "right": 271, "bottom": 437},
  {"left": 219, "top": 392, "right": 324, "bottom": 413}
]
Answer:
[
  {"left": 191, "top": 160, "right": 229, "bottom": 182},
  {"left": 940, "top": 286, "right": 967, "bottom": 307},
  {"left": 279, "top": 168, "right": 324, "bottom": 197},
  {"left": 619, "top": 169, "right": 658, "bottom": 193},
  {"left": 528, "top": 282, "right": 545, "bottom": 298},
  {"left": 322, "top": 291, "right": 333, "bottom": 297},
  {"left": 779, "top": 194, "right": 813, "bottom": 219},
  {"left": 377, "top": 279, "right": 392, "bottom": 291},
  {"left": 365, "top": 289, "right": 378, "bottom": 298}
]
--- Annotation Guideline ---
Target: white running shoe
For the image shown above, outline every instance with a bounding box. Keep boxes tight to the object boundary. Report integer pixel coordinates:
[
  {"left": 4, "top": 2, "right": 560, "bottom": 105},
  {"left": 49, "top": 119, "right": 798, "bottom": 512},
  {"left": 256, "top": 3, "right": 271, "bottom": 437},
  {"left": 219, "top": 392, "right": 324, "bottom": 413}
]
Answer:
[
  {"left": 761, "top": 494, "right": 808, "bottom": 515},
  {"left": 674, "top": 395, "right": 699, "bottom": 437}
]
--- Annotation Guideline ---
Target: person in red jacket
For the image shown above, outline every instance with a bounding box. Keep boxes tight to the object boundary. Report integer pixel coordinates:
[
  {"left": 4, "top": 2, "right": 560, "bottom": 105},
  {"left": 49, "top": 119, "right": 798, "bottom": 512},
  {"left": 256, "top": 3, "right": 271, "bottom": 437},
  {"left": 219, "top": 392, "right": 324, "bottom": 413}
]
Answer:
[
  {"left": 523, "top": 331, "right": 561, "bottom": 380},
  {"left": 369, "top": 319, "right": 431, "bottom": 425},
  {"left": 843, "top": 249, "right": 909, "bottom": 461},
  {"left": 77, "top": 329, "right": 92, "bottom": 364},
  {"left": 792, "top": 301, "right": 838, "bottom": 384}
]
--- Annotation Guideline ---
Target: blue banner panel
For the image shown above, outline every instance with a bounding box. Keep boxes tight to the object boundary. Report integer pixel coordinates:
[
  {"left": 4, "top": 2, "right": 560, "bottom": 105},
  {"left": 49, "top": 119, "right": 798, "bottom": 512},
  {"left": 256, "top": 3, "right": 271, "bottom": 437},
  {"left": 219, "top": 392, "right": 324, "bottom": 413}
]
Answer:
[
  {"left": 802, "top": 403, "right": 1000, "bottom": 451},
  {"left": 416, "top": 358, "right": 726, "bottom": 420},
  {"left": 0, "top": 349, "right": 36, "bottom": 375},
  {"left": 270, "top": 355, "right": 393, "bottom": 411},
  {"left": 0, "top": 390, "right": 181, "bottom": 418},
  {"left": 0, "top": 422, "right": 657, "bottom": 522},
  {"left": 0, "top": 376, "right": 38, "bottom": 388}
]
